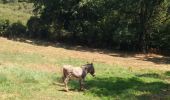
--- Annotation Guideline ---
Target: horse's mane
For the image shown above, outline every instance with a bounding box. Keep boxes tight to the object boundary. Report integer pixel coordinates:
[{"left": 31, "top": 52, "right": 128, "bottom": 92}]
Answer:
[{"left": 81, "top": 63, "right": 93, "bottom": 70}]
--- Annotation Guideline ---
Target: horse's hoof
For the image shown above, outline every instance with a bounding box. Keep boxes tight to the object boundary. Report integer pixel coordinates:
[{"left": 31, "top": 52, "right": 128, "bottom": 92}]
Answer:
[
  {"left": 65, "top": 88, "right": 69, "bottom": 92},
  {"left": 66, "top": 90, "right": 69, "bottom": 92}
]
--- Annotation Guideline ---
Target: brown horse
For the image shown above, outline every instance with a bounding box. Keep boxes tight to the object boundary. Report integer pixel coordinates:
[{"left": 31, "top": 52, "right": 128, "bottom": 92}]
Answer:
[{"left": 62, "top": 63, "right": 95, "bottom": 91}]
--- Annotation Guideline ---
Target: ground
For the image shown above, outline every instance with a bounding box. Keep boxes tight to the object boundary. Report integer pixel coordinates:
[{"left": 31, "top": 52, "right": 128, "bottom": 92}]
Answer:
[{"left": 0, "top": 37, "right": 170, "bottom": 100}]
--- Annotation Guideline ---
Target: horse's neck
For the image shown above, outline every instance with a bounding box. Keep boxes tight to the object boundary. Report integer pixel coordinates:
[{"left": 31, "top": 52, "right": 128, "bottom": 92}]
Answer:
[
  {"left": 80, "top": 65, "right": 88, "bottom": 75},
  {"left": 82, "top": 65, "right": 89, "bottom": 72},
  {"left": 81, "top": 68, "right": 88, "bottom": 79}
]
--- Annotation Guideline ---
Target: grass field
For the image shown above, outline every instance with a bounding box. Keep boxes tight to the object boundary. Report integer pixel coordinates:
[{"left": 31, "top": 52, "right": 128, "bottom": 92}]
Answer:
[
  {"left": 0, "top": 3, "right": 33, "bottom": 25},
  {"left": 0, "top": 37, "right": 170, "bottom": 100},
  {"left": 0, "top": 3, "right": 170, "bottom": 100}
]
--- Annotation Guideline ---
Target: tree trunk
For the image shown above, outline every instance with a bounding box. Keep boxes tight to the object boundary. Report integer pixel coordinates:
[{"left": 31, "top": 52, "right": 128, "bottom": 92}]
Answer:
[{"left": 138, "top": 1, "right": 148, "bottom": 53}]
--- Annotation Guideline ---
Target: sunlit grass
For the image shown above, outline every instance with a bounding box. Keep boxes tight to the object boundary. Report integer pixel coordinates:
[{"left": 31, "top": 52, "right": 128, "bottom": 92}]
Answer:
[
  {"left": 0, "top": 38, "right": 169, "bottom": 99},
  {"left": 0, "top": 3, "right": 33, "bottom": 25}
]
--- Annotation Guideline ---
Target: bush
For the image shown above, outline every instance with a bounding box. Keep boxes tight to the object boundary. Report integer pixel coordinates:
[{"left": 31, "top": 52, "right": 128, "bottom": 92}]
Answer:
[
  {"left": 27, "top": 16, "right": 49, "bottom": 39},
  {"left": 0, "top": 19, "right": 26, "bottom": 38},
  {"left": 5, "top": 21, "right": 26, "bottom": 37},
  {"left": 0, "top": 20, "right": 10, "bottom": 36}
]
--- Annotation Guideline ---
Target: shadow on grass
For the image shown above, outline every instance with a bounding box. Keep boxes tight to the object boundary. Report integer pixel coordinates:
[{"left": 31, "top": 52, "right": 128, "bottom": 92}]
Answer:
[
  {"left": 84, "top": 77, "right": 170, "bottom": 99},
  {"left": 165, "top": 71, "right": 170, "bottom": 77},
  {"left": 136, "top": 73, "right": 162, "bottom": 79},
  {"left": 5, "top": 37, "right": 170, "bottom": 65},
  {"left": 143, "top": 57, "right": 170, "bottom": 64},
  {"left": 135, "top": 71, "right": 170, "bottom": 82}
]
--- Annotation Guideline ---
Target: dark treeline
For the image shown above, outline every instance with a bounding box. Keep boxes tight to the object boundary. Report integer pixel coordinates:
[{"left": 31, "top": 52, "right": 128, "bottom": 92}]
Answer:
[
  {"left": 1, "top": 0, "right": 170, "bottom": 53},
  {"left": 0, "top": 0, "right": 31, "bottom": 3}
]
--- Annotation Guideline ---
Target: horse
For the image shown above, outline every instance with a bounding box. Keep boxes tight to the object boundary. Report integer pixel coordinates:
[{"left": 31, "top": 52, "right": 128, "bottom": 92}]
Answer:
[{"left": 62, "top": 63, "right": 95, "bottom": 91}]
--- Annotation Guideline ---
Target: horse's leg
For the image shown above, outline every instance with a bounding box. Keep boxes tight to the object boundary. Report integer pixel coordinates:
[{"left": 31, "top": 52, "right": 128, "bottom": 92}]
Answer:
[
  {"left": 62, "top": 75, "right": 65, "bottom": 82},
  {"left": 82, "top": 79, "right": 85, "bottom": 90},
  {"left": 64, "top": 76, "right": 69, "bottom": 92},
  {"left": 64, "top": 73, "right": 72, "bottom": 92},
  {"left": 79, "top": 79, "right": 83, "bottom": 90},
  {"left": 79, "top": 79, "right": 85, "bottom": 91}
]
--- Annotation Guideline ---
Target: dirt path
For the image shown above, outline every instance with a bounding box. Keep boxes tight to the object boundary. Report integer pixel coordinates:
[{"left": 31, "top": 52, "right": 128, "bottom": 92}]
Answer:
[{"left": 1, "top": 37, "right": 170, "bottom": 71}]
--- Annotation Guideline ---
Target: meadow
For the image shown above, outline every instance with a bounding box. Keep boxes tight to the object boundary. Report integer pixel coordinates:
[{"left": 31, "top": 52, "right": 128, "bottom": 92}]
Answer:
[
  {"left": 0, "top": 3, "right": 33, "bottom": 25},
  {"left": 0, "top": 37, "right": 170, "bottom": 100},
  {"left": 0, "top": 2, "right": 170, "bottom": 100}
]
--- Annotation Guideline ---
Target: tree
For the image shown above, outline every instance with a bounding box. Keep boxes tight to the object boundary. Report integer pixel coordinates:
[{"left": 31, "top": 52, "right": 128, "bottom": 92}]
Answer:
[
  {"left": 121, "top": 0, "right": 168, "bottom": 53},
  {"left": 30, "top": 0, "right": 170, "bottom": 52}
]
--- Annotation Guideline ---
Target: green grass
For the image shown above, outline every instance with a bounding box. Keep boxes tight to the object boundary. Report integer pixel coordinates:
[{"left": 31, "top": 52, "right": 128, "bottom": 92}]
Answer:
[
  {"left": 0, "top": 3, "right": 33, "bottom": 25},
  {"left": 0, "top": 52, "right": 170, "bottom": 100},
  {"left": 0, "top": 51, "right": 49, "bottom": 65},
  {"left": 0, "top": 37, "right": 169, "bottom": 100}
]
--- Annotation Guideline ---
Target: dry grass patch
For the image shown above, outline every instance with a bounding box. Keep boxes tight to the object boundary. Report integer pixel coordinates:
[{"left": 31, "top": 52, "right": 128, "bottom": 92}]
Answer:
[{"left": 0, "top": 37, "right": 170, "bottom": 72}]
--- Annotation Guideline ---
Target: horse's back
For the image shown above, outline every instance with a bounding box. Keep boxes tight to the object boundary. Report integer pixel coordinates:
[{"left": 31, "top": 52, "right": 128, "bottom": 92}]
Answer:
[
  {"left": 62, "top": 65, "right": 83, "bottom": 78},
  {"left": 63, "top": 65, "right": 72, "bottom": 69},
  {"left": 72, "top": 67, "right": 83, "bottom": 77}
]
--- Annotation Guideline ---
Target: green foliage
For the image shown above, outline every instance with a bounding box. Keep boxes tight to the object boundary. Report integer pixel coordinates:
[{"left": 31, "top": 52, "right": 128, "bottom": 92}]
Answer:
[
  {"left": 0, "top": 3, "right": 33, "bottom": 37},
  {"left": 30, "top": 0, "right": 170, "bottom": 52},
  {"left": 158, "top": 21, "right": 170, "bottom": 51},
  {"left": 0, "top": 19, "right": 26, "bottom": 38},
  {"left": 5, "top": 21, "right": 26, "bottom": 37},
  {"left": 27, "top": 16, "right": 49, "bottom": 38},
  {"left": 1, "top": 0, "right": 170, "bottom": 53},
  {"left": 0, "top": 19, "right": 9, "bottom": 36}
]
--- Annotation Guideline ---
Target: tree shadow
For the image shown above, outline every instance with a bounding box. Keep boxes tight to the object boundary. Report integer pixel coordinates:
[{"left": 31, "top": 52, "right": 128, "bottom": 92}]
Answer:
[
  {"left": 5, "top": 37, "right": 139, "bottom": 56},
  {"left": 58, "top": 88, "right": 78, "bottom": 92},
  {"left": 136, "top": 73, "right": 162, "bottom": 79},
  {"left": 55, "top": 72, "right": 170, "bottom": 98},
  {"left": 85, "top": 77, "right": 170, "bottom": 99},
  {"left": 142, "top": 57, "right": 170, "bottom": 64},
  {"left": 136, "top": 71, "right": 170, "bottom": 81},
  {"left": 165, "top": 71, "right": 170, "bottom": 77},
  {"left": 4, "top": 37, "right": 170, "bottom": 65}
]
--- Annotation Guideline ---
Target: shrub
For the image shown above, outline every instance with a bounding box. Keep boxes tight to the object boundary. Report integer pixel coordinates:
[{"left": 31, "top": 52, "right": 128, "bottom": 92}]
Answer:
[
  {"left": 27, "top": 16, "right": 49, "bottom": 39},
  {"left": 0, "top": 20, "right": 10, "bottom": 36},
  {"left": 0, "top": 20, "right": 26, "bottom": 38},
  {"left": 5, "top": 21, "right": 26, "bottom": 37}
]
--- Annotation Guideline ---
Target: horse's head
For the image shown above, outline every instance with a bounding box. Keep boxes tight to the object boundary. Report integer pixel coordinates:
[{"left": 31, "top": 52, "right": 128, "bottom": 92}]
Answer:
[{"left": 85, "top": 63, "right": 95, "bottom": 77}]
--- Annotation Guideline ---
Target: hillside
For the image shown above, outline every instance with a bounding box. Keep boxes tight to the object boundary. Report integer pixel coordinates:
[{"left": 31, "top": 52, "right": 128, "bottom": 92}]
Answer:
[
  {"left": 0, "top": 2, "right": 170, "bottom": 100},
  {"left": 0, "top": 3, "right": 33, "bottom": 24},
  {"left": 0, "top": 37, "right": 169, "bottom": 99}
]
